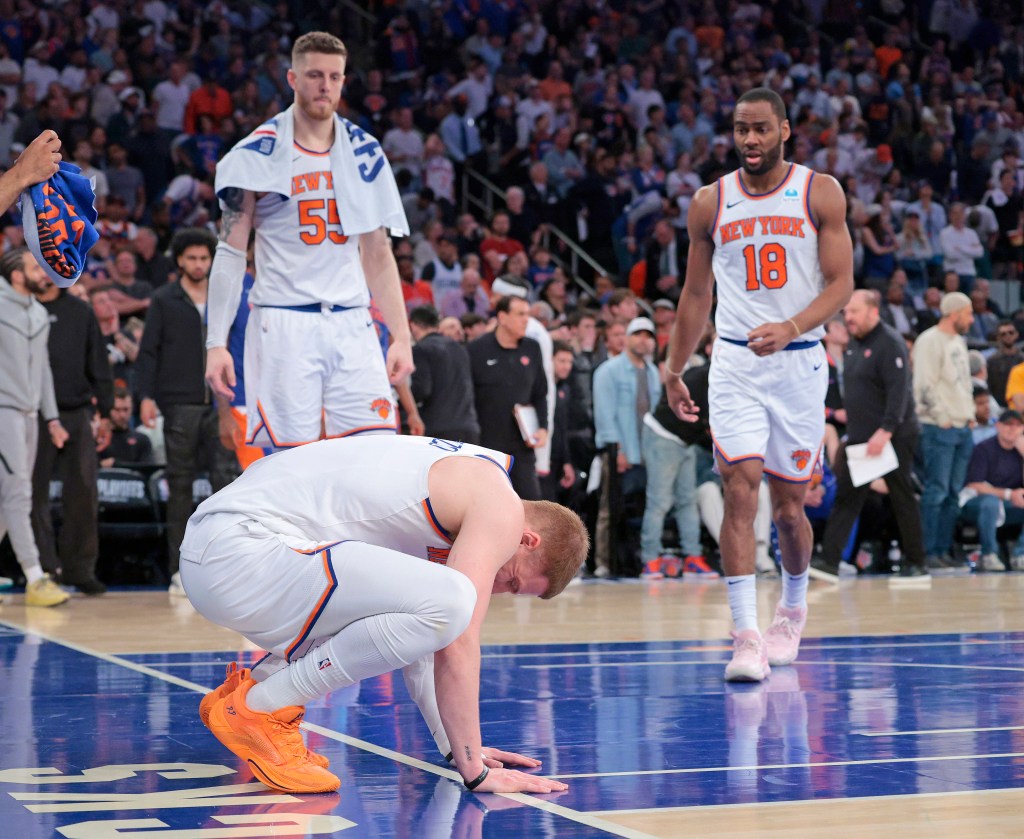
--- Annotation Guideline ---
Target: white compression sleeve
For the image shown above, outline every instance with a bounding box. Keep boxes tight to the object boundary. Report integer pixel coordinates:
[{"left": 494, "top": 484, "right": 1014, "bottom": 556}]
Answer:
[
  {"left": 402, "top": 655, "right": 451, "bottom": 758},
  {"left": 206, "top": 240, "right": 246, "bottom": 349}
]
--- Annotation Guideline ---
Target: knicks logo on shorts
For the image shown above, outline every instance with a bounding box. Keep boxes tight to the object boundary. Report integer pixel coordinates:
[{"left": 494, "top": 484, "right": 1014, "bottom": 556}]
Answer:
[
  {"left": 427, "top": 546, "right": 451, "bottom": 564},
  {"left": 791, "top": 449, "right": 812, "bottom": 471},
  {"left": 370, "top": 398, "right": 391, "bottom": 419}
]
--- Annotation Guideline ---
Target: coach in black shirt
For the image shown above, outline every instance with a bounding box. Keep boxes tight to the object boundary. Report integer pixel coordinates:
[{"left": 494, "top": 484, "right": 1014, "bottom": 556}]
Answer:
[
  {"left": 467, "top": 295, "right": 548, "bottom": 500},
  {"left": 818, "top": 289, "right": 928, "bottom": 578},
  {"left": 409, "top": 305, "right": 480, "bottom": 444},
  {"left": 30, "top": 279, "right": 114, "bottom": 594}
]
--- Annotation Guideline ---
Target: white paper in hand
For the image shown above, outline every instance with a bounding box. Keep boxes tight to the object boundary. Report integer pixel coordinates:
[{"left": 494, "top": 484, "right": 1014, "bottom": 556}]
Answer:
[{"left": 846, "top": 440, "right": 899, "bottom": 488}]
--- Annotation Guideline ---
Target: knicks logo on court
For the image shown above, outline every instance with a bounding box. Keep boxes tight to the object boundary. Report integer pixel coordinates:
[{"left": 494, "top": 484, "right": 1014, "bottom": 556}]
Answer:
[
  {"left": 791, "top": 449, "right": 812, "bottom": 471},
  {"left": 370, "top": 398, "right": 391, "bottom": 420}
]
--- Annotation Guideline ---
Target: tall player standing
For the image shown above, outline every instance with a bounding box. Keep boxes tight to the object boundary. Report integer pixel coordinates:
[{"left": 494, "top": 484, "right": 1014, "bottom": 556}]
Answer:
[
  {"left": 204, "top": 32, "right": 413, "bottom": 450},
  {"left": 664, "top": 89, "right": 853, "bottom": 681}
]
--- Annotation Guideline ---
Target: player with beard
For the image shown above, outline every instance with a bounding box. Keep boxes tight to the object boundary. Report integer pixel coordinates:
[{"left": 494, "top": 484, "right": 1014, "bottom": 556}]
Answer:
[
  {"left": 138, "top": 229, "right": 241, "bottom": 595},
  {"left": 204, "top": 32, "right": 411, "bottom": 452},
  {"left": 663, "top": 88, "right": 854, "bottom": 681}
]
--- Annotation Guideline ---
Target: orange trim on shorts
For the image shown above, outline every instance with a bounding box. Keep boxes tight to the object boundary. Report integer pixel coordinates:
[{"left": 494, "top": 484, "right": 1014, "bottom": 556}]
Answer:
[
  {"left": 291, "top": 539, "right": 346, "bottom": 556},
  {"left": 285, "top": 548, "right": 340, "bottom": 662},
  {"left": 329, "top": 420, "right": 400, "bottom": 438},
  {"left": 247, "top": 400, "right": 320, "bottom": 449},
  {"left": 230, "top": 407, "right": 264, "bottom": 470},
  {"left": 711, "top": 431, "right": 765, "bottom": 465},
  {"left": 763, "top": 438, "right": 824, "bottom": 485}
]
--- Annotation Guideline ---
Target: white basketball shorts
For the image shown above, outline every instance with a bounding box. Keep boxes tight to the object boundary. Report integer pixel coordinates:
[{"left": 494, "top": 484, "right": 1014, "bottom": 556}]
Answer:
[
  {"left": 243, "top": 305, "right": 396, "bottom": 448},
  {"left": 708, "top": 337, "right": 827, "bottom": 483},
  {"left": 179, "top": 513, "right": 469, "bottom": 663}
]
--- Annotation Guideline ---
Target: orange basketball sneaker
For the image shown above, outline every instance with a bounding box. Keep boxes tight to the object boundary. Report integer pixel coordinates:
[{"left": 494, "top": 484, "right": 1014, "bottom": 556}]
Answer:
[
  {"left": 200, "top": 662, "right": 330, "bottom": 769},
  {"left": 200, "top": 662, "right": 250, "bottom": 728},
  {"left": 208, "top": 679, "right": 340, "bottom": 794}
]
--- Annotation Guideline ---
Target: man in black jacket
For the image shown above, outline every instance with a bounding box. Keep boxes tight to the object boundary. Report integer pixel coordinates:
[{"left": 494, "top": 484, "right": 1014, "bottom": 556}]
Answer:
[
  {"left": 467, "top": 295, "right": 548, "bottom": 500},
  {"left": 409, "top": 306, "right": 480, "bottom": 444},
  {"left": 30, "top": 270, "right": 114, "bottom": 594},
  {"left": 136, "top": 228, "right": 238, "bottom": 595},
  {"left": 816, "top": 289, "right": 928, "bottom": 579}
]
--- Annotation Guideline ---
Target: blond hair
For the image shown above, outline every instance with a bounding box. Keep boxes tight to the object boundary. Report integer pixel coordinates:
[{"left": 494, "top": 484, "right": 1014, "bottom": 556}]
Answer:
[
  {"left": 524, "top": 501, "right": 590, "bottom": 599},
  {"left": 292, "top": 31, "right": 348, "bottom": 65}
]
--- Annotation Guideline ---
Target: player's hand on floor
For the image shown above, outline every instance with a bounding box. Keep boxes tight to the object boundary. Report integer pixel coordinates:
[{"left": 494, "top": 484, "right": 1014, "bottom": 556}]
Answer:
[
  {"left": 481, "top": 746, "right": 542, "bottom": 769},
  {"left": 473, "top": 767, "right": 568, "bottom": 794}
]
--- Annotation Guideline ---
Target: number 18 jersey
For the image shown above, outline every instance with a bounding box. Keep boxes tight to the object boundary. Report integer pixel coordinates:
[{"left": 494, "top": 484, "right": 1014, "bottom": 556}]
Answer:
[
  {"left": 251, "top": 143, "right": 369, "bottom": 308},
  {"left": 711, "top": 163, "right": 823, "bottom": 342}
]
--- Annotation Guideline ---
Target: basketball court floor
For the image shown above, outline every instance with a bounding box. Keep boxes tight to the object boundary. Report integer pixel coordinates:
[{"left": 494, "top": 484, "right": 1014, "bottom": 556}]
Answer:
[{"left": 1, "top": 573, "right": 1022, "bottom": 838}]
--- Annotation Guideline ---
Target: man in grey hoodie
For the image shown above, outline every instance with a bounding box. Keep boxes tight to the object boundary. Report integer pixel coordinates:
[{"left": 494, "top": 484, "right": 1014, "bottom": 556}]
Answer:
[{"left": 0, "top": 128, "right": 77, "bottom": 605}]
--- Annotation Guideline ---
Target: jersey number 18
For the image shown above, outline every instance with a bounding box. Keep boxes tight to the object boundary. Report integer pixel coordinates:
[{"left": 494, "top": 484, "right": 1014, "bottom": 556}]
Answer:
[{"left": 743, "top": 243, "right": 788, "bottom": 291}]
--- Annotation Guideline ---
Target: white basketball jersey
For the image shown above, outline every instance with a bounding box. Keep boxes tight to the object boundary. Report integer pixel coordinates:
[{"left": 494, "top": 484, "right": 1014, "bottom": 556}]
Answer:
[
  {"left": 711, "top": 163, "right": 824, "bottom": 341},
  {"left": 187, "top": 435, "right": 513, "bottom": 563},
  {"left": 251, "top": 143, "right": 370, "bottom": 308}
]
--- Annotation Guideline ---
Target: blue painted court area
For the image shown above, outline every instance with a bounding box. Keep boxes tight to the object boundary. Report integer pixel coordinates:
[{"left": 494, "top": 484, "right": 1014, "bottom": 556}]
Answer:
[{"left": 1, "top": 627, "right": 1023, "bottom": 838}]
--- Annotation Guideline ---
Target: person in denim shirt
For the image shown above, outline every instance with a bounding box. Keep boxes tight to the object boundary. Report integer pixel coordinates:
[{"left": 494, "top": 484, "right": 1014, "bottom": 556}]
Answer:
[{"left": 591, "top": 317, "right": 661, "bottom": 576}]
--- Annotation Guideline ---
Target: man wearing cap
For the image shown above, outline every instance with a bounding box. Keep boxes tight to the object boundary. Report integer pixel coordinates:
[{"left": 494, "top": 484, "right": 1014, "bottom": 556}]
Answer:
[
  {"left": 912, "top": 291, "right": 976, "bottom": 569},
  {"left": 960, "top": 408, "right": 1024, "bottom": 572},
  {"left": 592, "top": 316, "right": 661, "bottom": 577},
  {"left": 816, "top": 290, "right": 928, "bottom": 580}
]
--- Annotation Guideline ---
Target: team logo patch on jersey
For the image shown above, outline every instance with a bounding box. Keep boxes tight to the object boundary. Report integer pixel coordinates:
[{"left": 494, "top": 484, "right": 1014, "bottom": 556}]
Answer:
[
  {"left": 318, "top": 658, "right": 332, "bottom": 671},
  {"left": 791, "top": 449, "right": 812, "bottom": 471},
  {"left": 370, "top": 398, "right": 392, "bottom": 419},
  {"left": 427, "top": 546, "right": 451, "bottom": 564},
  {"left": 242, "top": 136, "right": 276, "bottom": 155}
]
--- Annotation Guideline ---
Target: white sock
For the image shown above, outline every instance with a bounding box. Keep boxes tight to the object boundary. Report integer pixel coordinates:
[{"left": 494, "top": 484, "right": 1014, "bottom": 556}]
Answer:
[
  {"left": 781, "top": 568, "right": 809, "bottom": 609},
  {"left": 246, "top": 608, "right": 454, "bottom": 713},
  {"left": 24, "top": 565, "right": 44, "bottom": 586},
  {"left": 726, "top": 574, "right": 758, "bottom": 632}
]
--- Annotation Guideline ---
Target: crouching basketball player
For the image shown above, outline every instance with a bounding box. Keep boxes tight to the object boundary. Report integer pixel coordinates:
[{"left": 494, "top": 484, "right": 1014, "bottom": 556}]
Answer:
[{"left": 180, "top": 435, "right": 587, "bottom": 795}]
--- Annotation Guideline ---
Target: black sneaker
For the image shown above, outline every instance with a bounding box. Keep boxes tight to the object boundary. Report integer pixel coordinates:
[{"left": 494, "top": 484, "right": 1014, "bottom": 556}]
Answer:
[
  {"left": 925, "top": 553, "right": 956, "bottom": 570},
  {"left": 898, "top": 563, "right": 930, "bottom": 579},
  {"left": 72, "top": 578, "right": 107, "bottom": 596}
]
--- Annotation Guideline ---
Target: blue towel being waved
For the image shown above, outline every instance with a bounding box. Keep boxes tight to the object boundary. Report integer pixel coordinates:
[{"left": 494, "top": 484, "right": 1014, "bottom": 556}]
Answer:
[{"left": 21, "top": 161, "right": 99, "bottom": 288}]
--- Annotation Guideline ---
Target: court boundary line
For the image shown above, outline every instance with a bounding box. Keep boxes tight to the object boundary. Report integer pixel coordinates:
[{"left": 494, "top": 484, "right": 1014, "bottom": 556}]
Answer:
[
  {"left": 589, "top": 784, "right": 1024, "bottom": 815},
  {"left": 521, "top": 659, "right": 1024, "bottom": 673},
  {"left": 549, "top": 750, "right": 1024, "bottom": 779},
  {"left": 0, "top": 621, "right": 659, "bottom": 839}
]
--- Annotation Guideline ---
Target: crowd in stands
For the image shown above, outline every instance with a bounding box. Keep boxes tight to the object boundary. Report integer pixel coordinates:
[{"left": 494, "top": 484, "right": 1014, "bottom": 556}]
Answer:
[{"left": 2, "top": 0, "right": 1024, "bottom": 585}]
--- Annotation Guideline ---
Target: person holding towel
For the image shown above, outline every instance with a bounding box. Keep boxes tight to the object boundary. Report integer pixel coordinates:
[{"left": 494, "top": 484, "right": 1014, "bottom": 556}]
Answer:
[{"left": 204, "top": 32, "right": 412, "bottom": 451}]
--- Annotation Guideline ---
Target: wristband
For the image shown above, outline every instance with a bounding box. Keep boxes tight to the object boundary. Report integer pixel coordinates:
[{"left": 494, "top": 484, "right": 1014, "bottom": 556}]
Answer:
[
  {"left": 787, "top": 318, "right": 801, "bottom": 337},
  {"left": 664, "top": 363, "right": 684, "bottom": 378},
  {"left": 1004, "top": 489, "right": 1012, "bottom": 502},
  {"left": 464, "top": 766, "right": 489, "bottom": 791}
]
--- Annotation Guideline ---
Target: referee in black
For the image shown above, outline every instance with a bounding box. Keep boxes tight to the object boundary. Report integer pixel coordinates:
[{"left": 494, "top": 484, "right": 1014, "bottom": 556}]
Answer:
[{"left": 817, "top": 289, "right": 928, "bottom": 579}]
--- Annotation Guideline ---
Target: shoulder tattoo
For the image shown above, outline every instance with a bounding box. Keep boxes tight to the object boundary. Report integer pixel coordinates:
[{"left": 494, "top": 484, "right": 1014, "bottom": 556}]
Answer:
[{"left": 218, "top": 188, "right": 246, "bottom": 241}]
